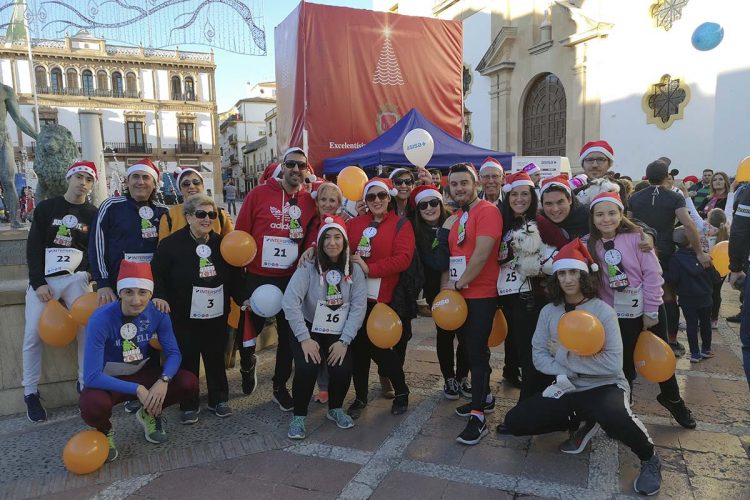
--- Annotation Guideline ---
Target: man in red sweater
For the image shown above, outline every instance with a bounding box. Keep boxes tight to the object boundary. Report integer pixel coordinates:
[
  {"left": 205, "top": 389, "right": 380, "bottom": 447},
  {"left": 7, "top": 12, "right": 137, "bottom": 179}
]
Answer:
[{"left": 235, "top": 147, "right": 316, "bottom": 410}]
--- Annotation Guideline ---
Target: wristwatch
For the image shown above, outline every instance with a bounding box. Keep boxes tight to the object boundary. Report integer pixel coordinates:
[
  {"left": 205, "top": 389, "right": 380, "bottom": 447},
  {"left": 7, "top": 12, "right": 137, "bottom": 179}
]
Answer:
[
  {"left": 339, "top": 339, "right": 350, "bottom": 347},
  {"left": 160, "top": 373, "right": 171, "bottom": 383}
]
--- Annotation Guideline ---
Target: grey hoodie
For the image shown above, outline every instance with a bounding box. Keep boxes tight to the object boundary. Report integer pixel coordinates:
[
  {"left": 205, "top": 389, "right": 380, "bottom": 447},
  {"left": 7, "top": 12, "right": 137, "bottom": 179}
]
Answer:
[
  {"left": 282, "top": 261, "right": 367, "bottom": 345},
  {"left": 532, "top": 297, "right": 629, "bottom": 394}
]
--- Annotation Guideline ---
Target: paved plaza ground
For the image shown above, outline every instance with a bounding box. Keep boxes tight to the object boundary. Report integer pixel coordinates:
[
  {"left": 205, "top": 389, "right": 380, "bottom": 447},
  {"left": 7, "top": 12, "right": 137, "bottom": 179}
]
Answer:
[{"left": 1, "top": 287, "right": 750, "bottom": 499}]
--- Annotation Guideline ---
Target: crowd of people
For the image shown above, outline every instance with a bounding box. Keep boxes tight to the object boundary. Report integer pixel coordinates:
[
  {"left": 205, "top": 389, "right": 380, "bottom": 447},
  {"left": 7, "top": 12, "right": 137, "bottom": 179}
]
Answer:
[{"left": 20, "top": 140, "right": 749, "bottom": 497}]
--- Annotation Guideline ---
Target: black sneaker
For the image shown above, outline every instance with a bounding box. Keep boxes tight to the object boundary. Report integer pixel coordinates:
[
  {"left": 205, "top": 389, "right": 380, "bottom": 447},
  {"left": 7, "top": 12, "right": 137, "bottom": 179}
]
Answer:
[
  {"left": 458, "top": 377, "right": 472, "bottom": 398},
  {"left": 634, "top": 453, "right": 662, "bottom": 496},
  {"left": 559, "top": 420, "right": 600, "bottom": 454},
  {"left": 272, "top": 387, "right": 294, "bottom": 412},
  {"left": 443, "top": 378, "right": 460, "bottom": 400},
  {"left": 347, "top": 398, "right": 367, "bottom": 420},
  {"left": 455, "top": 397, "right": 495, "bottom": 417},
  {"left": 456, "top": 415, "right": 488, "bottom": 445},
  {"left": 668, "top": 341, "right": 686, "bottom": 358},
  {"left": 208, "top": 402, "right": 233, "bottom": 418},
  {"left": 124, "top": 400, "right": 141, "bottom": 414},
  {"left": 656, "top": 394, "right": 696, "bottom": 429},
  {"left": 24, "top": 392, "right": 47, "bottom": 422},
  {"left": 727, "top": 313, "right": 742, "bottom": 324},
  {"left": 241, "top": 353, "right": 258, "bottom": 395},
  {"left": 391, "top": 393, "right": 409, "bottom": 415}
]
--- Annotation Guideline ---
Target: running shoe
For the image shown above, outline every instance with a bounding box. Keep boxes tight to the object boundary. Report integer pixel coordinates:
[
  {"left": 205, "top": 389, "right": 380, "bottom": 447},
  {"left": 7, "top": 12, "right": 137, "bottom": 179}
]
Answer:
[
  {"left": 443, "top": 378, "right": 460, "bottom": 400},
  {"left": 559, "top": 421, "right": 600, "bottom": 454},
  {"left": 656, "top": 394, "right": 696, "bottom": 429},
  {"left": 634, "top": 453, "right": 662, "bottom": 496},
  {"left": 272, "top": 387, "right": 294, "bottom": 412},
  {"left": 391, "top": 393, "right": 409, "bottom": 415},
  {"left": 456, "top": 415, "right": 488, "bottom": 445},
  {"left": 700, "top": 350, "right": 715, "bottom": 359},
  {"left": 689, "top": 355, "right": 702, "bottom": 363},
  {"left": 136, "top": 408, "right": 167, "bottom": 444},
  {"left": 208, "top": 402, "right": 233, "bottom": 418},
  {"left": 287, "top": 416, "right": 305, "bottom": 440},
  {"left": 347, "top": 398, "right": 367, "bottom": 420},
  {"left": 24, "top": 392, "right": 47, "bottom": 422},
  {"left": 179, "top": 408, "right": 200, "bottom": 425},
  {"left": 106, "top": 430, "right": 118, "bottom": 462},
  {"left": 668, "top": 341, "right": 686, "bottom": 358},
  {"left": 458, "top": 377, "right": 472, "bottom": 398},
  {"left": 327, "top": 408, "right": 354, "bottom": 429},
  {"left": 455, "top": 397, "right": 495, "bottom": 417},
  {"left": 124, "top": 399, "right": 141, "bottom": 414}
]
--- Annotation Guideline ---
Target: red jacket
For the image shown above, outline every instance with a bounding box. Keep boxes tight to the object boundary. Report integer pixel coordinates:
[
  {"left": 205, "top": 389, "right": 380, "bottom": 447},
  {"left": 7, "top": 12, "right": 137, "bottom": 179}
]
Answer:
[
  {"left": 347, "top": 211, "right": 415, "bottom": 304},
  {"left": 236, "top": 179, "right": 316, "bottom": 277}
]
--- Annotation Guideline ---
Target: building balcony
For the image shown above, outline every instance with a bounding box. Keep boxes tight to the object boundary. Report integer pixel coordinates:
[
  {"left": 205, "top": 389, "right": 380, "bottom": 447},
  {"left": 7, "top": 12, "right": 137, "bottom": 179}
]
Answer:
[
  {"left": 35, "top": 86, "right": 141, "bottom": 99},
  {"left": 26, "top": 142, "right": 82, "bottom": 155},
  {"left": 104, "top": 142, "right": 154, "bottom": 155},
  {"left": 175, "top": 143, "right": 204, "bottom": 154},
  {"left": 171, "top": 92, "right": 197, "bottom": 102}
]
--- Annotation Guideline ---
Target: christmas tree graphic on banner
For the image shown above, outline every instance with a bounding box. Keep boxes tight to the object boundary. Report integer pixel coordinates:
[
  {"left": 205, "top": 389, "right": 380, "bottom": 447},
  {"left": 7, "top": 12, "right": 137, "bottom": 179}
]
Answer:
[{"left": 372, "top": 30, "right": 405, "bottom": 86}]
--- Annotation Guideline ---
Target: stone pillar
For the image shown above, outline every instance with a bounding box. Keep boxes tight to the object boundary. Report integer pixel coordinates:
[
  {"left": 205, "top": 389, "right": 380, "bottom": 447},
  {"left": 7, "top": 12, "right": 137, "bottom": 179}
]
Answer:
[{"left": 78, "top": 109, "right": 107, "bottom": 206}]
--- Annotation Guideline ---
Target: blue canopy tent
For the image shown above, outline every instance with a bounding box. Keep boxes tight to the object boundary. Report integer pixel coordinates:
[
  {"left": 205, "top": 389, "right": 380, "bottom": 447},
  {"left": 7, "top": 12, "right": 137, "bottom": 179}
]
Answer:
[{"left": 322, "top": 108, "right": 514, "bottom": 174}]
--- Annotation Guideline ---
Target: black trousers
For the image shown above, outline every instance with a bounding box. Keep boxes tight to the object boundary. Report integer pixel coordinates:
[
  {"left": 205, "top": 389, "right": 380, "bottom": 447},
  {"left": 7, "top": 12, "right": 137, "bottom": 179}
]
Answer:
[
  {"left": 681, "top": 305, "right": 713, "bottom": 356},
  {"left": 455, "top": 297, "right": 496, "bottom": 412},
  {"left": 290, "top": 328, "right": 353, "bottom": 416},
  {"left": 711, "top": 277, "right": 724, "bottom": 321},
  {"left": 620, "top": 311, "right": 680, "bottom": 401},
  {"left": 237, "top": 275, "right": 293, "bottom": 390},
  {"left": 504, "top": 384, "right": 654, "bottom": 461},
  {"left": 498, "top": 296, "right": 519, "bottom": 380},
  {"left": 381, "top": 317, "right": 412, "bottom": 373},
  {"left": 175, "top": 323, "right": 228, "bottom": 410},
  {"left": 352, "top": 302, "right": 409, "bottom": 400},
  {"left": 436, "top": 324, "right": 469, "bottom": 381}
]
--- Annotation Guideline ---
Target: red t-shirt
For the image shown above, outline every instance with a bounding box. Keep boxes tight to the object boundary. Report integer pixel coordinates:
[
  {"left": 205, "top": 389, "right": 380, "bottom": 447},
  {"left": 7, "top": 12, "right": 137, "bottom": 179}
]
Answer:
[{"left": 448, "top": 200, "right": 503, "bottom": 299}]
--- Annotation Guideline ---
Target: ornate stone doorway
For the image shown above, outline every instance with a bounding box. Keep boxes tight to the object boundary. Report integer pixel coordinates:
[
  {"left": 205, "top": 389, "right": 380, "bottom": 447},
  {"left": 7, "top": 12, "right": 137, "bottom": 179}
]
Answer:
[{"left": 522, "top": 73, "right": 567, "bottom": 156}]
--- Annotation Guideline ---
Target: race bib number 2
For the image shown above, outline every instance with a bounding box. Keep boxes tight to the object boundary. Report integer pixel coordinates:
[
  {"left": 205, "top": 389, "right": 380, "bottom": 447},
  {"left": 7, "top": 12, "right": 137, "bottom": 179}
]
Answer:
[{"left": 614, "top": 286, "right": 644, "bottom": 319}]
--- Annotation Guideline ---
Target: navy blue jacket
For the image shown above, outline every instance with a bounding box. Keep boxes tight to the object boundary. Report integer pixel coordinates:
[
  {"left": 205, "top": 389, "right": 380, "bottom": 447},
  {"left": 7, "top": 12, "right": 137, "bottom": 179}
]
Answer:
[{"left": 663, "top": 248, "right": 720, "bottom": 308}]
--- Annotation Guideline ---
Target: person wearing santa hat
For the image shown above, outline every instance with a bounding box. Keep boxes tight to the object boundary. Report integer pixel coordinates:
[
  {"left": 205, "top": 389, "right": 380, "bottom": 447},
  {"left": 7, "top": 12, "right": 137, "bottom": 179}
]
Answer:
[
  {"left": 442, "top": 162, "right": 502, "bottom": 445},
  {"left": 282, "top": 215, "right": 367, "bottom": 438},
  {"left": 22, "top": 161, "right": 99, "bottom": 422},
  {"left": 499, "top": 239, "right": 663, "bottom": 496},
  {"left": 575, "top": 140, "right": 629, "bottom": 207},
  {"left": 346, "top": 177, "right": 414, "bottom": 418},
  {"left": 234, "top": 147, "right": 316, "bottom": 411},
  {"left": 389, "top": 167, "right": 417, "bottom": 219},
  {"left": 89, "top": 158, "right": 168, "bottom": 307},
  {"left": 585, "top": 191, "right": 696, "bottom": 430},
  {"left": 79, "top": 261, "right": 199, "bottom": 462},
  {"left": 521, "top": 162, "right": 542, "bottom": 188},
  {"left": 477, "top": 157, "right": 505, "bottom": 207}
]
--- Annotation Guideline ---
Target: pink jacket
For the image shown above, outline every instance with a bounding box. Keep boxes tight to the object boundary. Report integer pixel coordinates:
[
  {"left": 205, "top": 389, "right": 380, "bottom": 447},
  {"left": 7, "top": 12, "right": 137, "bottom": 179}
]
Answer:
[{"left": 589, "top": 232, "right": 664, "bottom": 315}]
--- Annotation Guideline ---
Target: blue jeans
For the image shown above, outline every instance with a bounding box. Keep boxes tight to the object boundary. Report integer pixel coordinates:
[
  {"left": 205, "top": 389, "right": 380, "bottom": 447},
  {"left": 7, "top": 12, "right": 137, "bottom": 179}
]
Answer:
[{"left": 740, "top": 276, "right": 750, "bottom": 389}]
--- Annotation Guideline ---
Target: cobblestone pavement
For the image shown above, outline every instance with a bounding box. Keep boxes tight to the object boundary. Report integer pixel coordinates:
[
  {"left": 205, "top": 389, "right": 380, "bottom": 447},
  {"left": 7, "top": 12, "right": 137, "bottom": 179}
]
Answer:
[{"left": 1, "top": 287, "right": 749, "bottom": 499}]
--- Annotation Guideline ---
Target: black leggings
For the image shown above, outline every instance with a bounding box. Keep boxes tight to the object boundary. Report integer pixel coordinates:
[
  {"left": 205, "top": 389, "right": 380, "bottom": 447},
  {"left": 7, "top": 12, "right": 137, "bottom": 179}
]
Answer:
[
  {"left": 436, "top": 324, "right": 469, "bottom": 381},
  {"left": 290, "top": 328, "right": 352, "bottom": 416},
  {"left": 175, "top": 323, "right": 228, "bottom": 410},
  {"left": 504, "top": 384, "right": 654, "bottom": 461},
  {"left": 456, "top": 297, "right": 496, "bottom": 412},
  {"left": 352, "top": 302, "right": 409, "bottom": 401},
  {"left": 712, "top": 277, "right": 724, "bottom": 321}
]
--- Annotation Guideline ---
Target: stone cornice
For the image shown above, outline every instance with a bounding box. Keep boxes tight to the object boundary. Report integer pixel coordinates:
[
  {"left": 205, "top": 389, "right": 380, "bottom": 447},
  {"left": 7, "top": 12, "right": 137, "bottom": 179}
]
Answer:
[
  {"left": 16, "top": 93, "right": 216, "bottom": 113},
  {"left": 477, "top": 26, "right": 517, "bottom": 76},
  {"left": 0, "top": 48, "right": 215, "bottom": 71}
]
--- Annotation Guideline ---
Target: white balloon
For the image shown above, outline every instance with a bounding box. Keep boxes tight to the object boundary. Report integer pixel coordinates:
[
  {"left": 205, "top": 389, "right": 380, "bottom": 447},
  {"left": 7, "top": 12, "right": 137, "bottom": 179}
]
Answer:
[
  {"left": 250, "top": 284, "right": 283, "bottom": 318},
  {"left": 403, "top": 128, "right": 434, "bottom": 168}
]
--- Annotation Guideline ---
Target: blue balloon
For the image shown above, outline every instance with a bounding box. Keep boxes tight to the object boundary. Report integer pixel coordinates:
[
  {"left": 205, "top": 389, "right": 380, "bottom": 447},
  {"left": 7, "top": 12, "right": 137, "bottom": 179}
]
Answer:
[{"left": 692, "top": 22, "right": 724, "bottom": 51}]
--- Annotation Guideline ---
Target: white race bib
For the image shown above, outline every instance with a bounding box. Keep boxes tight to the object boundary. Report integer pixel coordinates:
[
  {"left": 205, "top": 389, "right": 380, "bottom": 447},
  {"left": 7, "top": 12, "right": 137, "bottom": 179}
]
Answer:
[
  {"left": 44, "top": 248, "right": 83, "bottom": 275},
  {"left": 366, "top": 278, "right": 382, "bottom": 300},
  {"left": 261, "top": 236, "right": 298, "bottom": 269},
  {"left": 449, "top": 256, "right": 467, "bottom": 281},
  {"left": 497, "top": 262, "right": 531, "bottom": 296},
  {"left": 614, "top": 286, "right": 644, "bottom": 319},
  {"left": 190, "top": 285, "right": 224, "bottom": 319},
  {"left": 124, "top": 253, "right": 154, "bottom": 264},
  {"left": 311, "top": 301, "right": 350, "bottom": 334}
]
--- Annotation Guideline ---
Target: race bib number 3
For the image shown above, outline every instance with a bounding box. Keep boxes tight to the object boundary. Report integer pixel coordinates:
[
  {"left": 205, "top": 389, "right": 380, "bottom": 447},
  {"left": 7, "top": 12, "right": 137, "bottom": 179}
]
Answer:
[
  {"left": 312, "top": 302, "right": 350, "bottom": 334},
  {"left": 614, "top": 286, "right": 644, "bottom": 319},
  {"left": 44, "top": 248, "right": 83, "bottom": 275},
  {"left": 497, "top": 262, "right": 531, "bottom": 296},
  {"left": 190, "top": 285, "right": 225, "bottom": 319},
  {"left": 261, "top": 236, "right": 298, "bottom": 269}
]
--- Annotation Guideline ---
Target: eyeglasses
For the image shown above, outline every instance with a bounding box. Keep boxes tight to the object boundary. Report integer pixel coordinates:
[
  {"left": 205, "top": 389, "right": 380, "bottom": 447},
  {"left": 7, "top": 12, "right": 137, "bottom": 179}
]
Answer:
[
  {"left": 365, "top": 191, "right": 389, "bottom": 202},
  {"left": 583, "top": 157, "right": 610, "bottom": 165},
  {"left": 480, "top": 174, "right": 502, "bottom": 181},
  {"left": 393, "top": 178, "right": 414, "bottom": 186},
  {"left": 417, "top": 199, "right": 441, "bottom": 210},
  {"left": 284, "top": 160, "right": 308, "bottom": 170},
  {"left": 193, "top": 210, "right": 218, "bottom": 220},
  {"left": 181, "top": 179, "right": 203, "bottom": 188}
]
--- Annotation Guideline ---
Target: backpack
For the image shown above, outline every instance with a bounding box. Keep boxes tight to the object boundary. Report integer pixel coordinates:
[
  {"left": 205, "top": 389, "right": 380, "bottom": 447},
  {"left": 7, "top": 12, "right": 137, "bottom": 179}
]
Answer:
[{"left": 389, "top": 217, "right": 425, "bottom": 320}]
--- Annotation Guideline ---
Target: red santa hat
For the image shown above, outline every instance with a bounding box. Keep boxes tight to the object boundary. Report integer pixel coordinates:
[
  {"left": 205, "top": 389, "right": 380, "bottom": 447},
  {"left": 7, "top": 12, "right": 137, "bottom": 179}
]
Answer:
[
  {"left": 311, "top": 180, "right": 343, "bottom": 200},
  {"left": 409, "top": 184, "right": 443, "bottom": 207},
  {"left": 589, "top": 191, "right": 624, "bottom": 211},
  {"left": 541, "top": 174, "right": 573, "bottom": 195},
  {"left": 521, "top": 162, "right": 541, "bottom": 176},
  {"left": 260, "top": 163, "right": 282, "bottom": 184},
  {"left": 66, "top": 161, "right": 97, "bottom": 181},
  {"left": 117, "top": 260, "right": 154, "bottom": 294},
  {"left": 389, "top": 167, "right": 415, "bottom": 180},
  {"left": 448, "top": 162, "right": 479, "bottom": 182},
  {"left": 283, "top": 146, "right": 308, "bottom": 161},
  {"left": 126, "top": 158, "right": 160, "bottom": 183},
  {"left": 174, "top": 167, "right": 203, "bottom": 187},
  {"left": 317, "top": 215, "right": 352, "bottom": 281},
  {"left": 363, "top": 177, "right": 397, "bottom": 198},
  {"left": 579, "top": 140, "right": 615, "bottom": 164},
  {"left": 502, "top": 172, "right": 535, "bottom": 193},
  {"left": 683, "top": 175, "right": 699, "bottom": 184},
  {"left": 479, "top": 157, "right": 504, "bottom": 173},
  {"left": 552, "top": 238, "right": 599, "bottom": 274}
]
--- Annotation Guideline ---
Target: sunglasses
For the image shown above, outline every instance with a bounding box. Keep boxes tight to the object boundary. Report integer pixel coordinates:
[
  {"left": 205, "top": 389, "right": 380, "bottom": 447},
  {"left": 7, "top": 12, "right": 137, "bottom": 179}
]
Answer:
[
  {"left": 284, "top": 160, "right": 308, "bottom": 169},
  {"left": 181, "top": 179, "right": 202, "bottom": 188},
  {"left": 417, "top": 199, "right": 441, "bottom": 210},
  {"left": 193, "top": 210, "right": 218, "bottom": 220},
  {"left": 365, "top": 191, "right": 389, "bottom": 202},
  {"left": 393, "top": 178, "right": 414, "bottom": 186}
]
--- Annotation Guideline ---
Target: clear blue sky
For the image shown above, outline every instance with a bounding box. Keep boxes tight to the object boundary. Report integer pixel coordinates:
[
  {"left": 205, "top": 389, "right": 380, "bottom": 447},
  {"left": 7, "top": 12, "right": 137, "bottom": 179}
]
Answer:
[{"left": 212, "top": 0, "right": 373, "bottom": 111}]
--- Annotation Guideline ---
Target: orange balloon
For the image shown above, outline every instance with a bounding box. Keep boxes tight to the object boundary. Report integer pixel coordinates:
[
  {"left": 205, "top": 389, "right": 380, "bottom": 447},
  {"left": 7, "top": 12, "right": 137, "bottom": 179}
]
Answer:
[
  {"left": 220, "top": 230, "right": 257, "bottom": 267},
  {"left": 148, "top": 335, "right": 162, "bottom": 351},
  {"left": 488, "top": 308, "right": 508, "bottom": 347},
  {"left": 710, "top": 240, "right": 729, "bottom": 276},
  {"left": 70, "top": 292, "right": 100, "bottom": 326},
  {"left": 557, "top": 310, "right": 605, "bottom": 356},
  {"left": 62, "top": 430, "right": 109, "bottom": 475},
  {"left": 736, "top": 156, "right": 750, "bottom": 183},
  {"left": 367, "top": 303, "right": 402, "bottom": 349},
  {"left": 431, "top": 290, "right": 467, "bottom": 330},
  {"left": 39, "top": 300, "right": 77, "bottom": 347},
  {"left": 337, "top": 166, "right": 368, "bottom": 201},
  {"left": 634, "top": 331, "right": 676, "bottom": 383}
]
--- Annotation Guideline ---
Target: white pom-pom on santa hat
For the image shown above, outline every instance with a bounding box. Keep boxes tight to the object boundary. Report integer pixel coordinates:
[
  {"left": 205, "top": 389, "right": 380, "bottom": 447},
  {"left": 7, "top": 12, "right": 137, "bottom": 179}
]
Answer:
[{"left": 552, "top": 238, "right": 599, "bottom": 274}]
